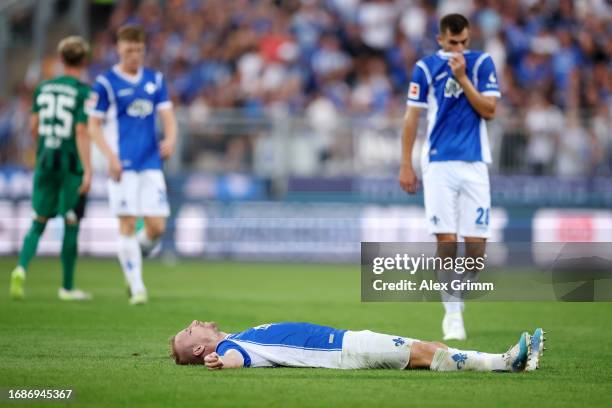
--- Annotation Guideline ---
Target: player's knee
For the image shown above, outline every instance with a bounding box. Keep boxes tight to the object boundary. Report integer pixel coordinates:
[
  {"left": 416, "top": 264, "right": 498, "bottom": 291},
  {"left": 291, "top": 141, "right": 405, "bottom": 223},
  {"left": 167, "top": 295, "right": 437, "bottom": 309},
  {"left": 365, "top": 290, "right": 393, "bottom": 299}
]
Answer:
[
  {"left": 35, "top": 216, "right": 48, "bottom": 224},
  {"left": 432, "top": 341, "right": 448, "bottom": 349},
  {"left": 465, "top": 239, "right": 486, "bottom": 272},
  {"left": 409, "top": 341, "right": 441, "bottom": 368},
  {"left": 119, "top": 217, "right": 137, "bottom": 235},
  {"left": 64, "top": 210, "right": 79, "bottom": 225},
  {"left": 149, "top": 225, "right": 165, "bottom": 239},
  {"left": 436, "top": 240, "right": 457, "bottom": 259},
  {"left": 146, "top": 219, "right": 166, "bottom": 239}
]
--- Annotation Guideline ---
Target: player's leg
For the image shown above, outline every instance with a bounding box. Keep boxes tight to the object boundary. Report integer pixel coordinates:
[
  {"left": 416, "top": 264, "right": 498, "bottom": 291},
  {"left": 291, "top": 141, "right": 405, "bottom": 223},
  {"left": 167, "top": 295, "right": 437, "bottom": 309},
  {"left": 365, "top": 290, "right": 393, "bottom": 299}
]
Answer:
[
  {"left": 108, "top": 171, "right": 146, "bottom": 304},
  {"left": 139, "top": 216, "right": 166, "bottom": 257},
  {"left": 10, "top": 216, "right": 48, "bottom": 299},
  {"left": 339, "top": 330, "right": 416, "bottom": 369},
  {"left": 10, "top": 172, "right": 57, "bottom": 299},
  {"left": 435, "top": 234, "right": 467, "bottom": 339},
  {"left": 450, "top": 162, "right": 490, "bottom": 335},
  {"left": 57, "top": 177, "right": 91, "bottom": 301},
  {"left": 118, "top": 215, "right": 147, "bottom": 304},
  {"left": 423, "top": 162, "right": 464, "bottom": 340},
  {"left": 340, "top": 330, "right": 534, "bottom": 372},
  {"left": 410, "top": 332, "right": 532, "bottom": 372},
  {"left": 137, "top": 170, "right": 170, "bottom": 256}
]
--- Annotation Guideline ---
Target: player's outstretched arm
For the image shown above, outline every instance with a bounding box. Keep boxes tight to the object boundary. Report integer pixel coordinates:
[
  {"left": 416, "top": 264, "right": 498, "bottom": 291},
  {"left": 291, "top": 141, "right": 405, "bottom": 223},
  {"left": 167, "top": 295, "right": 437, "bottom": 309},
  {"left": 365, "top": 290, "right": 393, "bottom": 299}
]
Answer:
[
  {"left": 158, "top": 107, "right": 177, "bottom": 160},
  {"left": 87, "top": 116, "right": 122, "bottom": 181},
  {"left": 204, "top": 350, "right": 244, "bottom": 370},
  {"left": 399, "top": 106, "right": 422, "bottom": 194}
]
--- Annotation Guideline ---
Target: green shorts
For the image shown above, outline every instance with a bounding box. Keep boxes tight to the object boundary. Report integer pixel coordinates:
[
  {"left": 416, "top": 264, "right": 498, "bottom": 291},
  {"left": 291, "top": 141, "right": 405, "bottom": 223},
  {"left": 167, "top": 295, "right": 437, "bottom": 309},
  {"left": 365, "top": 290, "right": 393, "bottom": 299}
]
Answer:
[{"left": 31, "top": 170, "right": 86, "bottom": 219}]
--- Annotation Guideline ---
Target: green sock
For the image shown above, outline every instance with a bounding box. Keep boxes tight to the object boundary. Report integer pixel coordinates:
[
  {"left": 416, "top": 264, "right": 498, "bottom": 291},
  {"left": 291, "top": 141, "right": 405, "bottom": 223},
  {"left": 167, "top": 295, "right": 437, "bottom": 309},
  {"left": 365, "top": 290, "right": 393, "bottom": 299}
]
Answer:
[
  {"left": 61, "top": 222, "right": 79, "bottom": 291},
  {"left": 18, "top": 219, "right": 46, "bottom": 270}
]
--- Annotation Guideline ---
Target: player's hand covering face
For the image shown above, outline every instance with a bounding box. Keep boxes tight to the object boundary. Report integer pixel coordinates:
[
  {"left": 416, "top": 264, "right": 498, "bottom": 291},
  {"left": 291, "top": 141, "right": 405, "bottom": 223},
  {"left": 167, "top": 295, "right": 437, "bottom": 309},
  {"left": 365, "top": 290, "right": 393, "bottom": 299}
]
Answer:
[{"left": 448, "top": 52, "right": 467, "bottom": 81}]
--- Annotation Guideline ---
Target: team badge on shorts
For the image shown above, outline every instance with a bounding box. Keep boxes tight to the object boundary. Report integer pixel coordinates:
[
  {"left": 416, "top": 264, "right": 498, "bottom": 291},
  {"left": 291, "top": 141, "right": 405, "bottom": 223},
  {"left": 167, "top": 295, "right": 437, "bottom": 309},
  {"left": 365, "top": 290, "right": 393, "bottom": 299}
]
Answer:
[{"left": 392, "top": 337, "right": 406, "bottom": 347}]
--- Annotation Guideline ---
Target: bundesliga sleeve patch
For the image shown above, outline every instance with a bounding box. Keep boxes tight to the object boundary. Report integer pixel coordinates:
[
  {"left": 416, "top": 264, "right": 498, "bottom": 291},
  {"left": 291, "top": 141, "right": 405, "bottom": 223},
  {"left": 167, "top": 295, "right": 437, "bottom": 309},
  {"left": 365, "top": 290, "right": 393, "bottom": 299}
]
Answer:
[{"left": 408, "top": 82, "right": 420, "bottom": 100}]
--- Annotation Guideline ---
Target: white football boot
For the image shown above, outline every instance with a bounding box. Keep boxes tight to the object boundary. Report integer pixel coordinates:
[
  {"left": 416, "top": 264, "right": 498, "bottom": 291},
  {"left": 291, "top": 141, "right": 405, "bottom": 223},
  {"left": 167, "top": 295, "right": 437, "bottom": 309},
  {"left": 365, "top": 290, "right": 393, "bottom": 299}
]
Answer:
[
  {"left": 442, "top": 311, "right": 467, "bottom": 341},
  {"left": 58, "top": 287, "right": 93, "bottom": 301}
]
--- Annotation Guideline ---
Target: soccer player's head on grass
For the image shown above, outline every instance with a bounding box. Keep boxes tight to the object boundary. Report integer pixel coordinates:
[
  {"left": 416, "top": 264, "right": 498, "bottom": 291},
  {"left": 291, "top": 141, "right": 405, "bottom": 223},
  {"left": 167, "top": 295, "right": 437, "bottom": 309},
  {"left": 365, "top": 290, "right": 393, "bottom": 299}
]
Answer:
[
  {"left": 58, "top": 36, "right": 90, "bottom": 68},
  {"left": 437, "top": 13, "right": 470, "bottom": 53},
  {"left": 170, "top": 321, "right": 226, "bottom": 365},
  {"left": 116, "top": 24, "right": 146, "bottom": 73}
]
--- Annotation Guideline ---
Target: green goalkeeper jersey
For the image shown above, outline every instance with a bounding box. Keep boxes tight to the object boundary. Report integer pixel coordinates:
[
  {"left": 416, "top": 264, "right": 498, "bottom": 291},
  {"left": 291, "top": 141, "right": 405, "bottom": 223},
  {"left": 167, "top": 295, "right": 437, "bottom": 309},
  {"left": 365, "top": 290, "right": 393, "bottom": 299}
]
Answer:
[{"left": 31, "top": 75, "right": 90, "bottom": 174}]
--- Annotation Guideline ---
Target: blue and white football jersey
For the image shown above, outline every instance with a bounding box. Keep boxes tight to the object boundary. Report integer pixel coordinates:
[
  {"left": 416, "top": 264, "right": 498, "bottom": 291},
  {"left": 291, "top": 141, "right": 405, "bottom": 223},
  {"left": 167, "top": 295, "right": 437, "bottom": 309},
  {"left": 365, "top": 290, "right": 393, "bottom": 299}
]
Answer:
[
  {"left": 216, "top": 322, "right": 347, "bottom": 368},
  {"left": 407, "top": 50, "right": 501, "bottom": 164},
  {"left": 88, "top": 66, "right": 172, "bottom": 171}
]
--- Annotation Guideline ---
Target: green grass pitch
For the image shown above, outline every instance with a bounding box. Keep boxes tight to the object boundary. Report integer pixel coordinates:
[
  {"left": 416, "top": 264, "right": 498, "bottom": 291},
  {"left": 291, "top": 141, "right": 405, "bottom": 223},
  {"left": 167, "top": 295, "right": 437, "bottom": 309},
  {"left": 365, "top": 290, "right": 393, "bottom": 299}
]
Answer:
[{"left": 1, "top": 257, "right": 611, "bottom": 407}]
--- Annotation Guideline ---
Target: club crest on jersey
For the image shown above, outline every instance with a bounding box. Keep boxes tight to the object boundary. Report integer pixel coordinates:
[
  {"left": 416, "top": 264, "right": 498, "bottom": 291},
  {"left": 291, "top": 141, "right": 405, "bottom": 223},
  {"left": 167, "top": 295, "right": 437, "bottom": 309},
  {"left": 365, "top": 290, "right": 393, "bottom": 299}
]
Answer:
[
  {"left": 144, "top": 82, "right": 156, "bottom": 95},
  {"left": 444, "top": 78, "right": 463, "bottom": 98},
  {"left": 127, "top": 99, "right": 154, "bottom": 118},
  {"left": 408, "top": 82, "right": 420, "bottom": 100}
]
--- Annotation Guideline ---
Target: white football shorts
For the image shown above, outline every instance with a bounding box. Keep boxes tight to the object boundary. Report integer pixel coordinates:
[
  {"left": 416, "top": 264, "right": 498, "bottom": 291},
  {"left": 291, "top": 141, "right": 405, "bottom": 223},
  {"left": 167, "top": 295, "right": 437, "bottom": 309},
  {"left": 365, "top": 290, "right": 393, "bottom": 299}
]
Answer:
[
  {"left": 422, "top": 161, "right": 491, "bottom": 238},
  {"left": 339, "top": 330, "right": 415, "bottom": 369},
  {"left": 107, "top": 169, "right": 170, "bottom": 217}
]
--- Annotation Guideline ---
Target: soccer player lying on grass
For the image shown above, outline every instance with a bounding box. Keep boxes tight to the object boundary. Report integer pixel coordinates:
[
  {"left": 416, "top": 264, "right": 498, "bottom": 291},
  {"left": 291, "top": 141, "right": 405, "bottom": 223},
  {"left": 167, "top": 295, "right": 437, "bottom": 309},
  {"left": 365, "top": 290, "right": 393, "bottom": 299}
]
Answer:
[{"left": 170, "top": 321, "right": 545, "bottom": 372}]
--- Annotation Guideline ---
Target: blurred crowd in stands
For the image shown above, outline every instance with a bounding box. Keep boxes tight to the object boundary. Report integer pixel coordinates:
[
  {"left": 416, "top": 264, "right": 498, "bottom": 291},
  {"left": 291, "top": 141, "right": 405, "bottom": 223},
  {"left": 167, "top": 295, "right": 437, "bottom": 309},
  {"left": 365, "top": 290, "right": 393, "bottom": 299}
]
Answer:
[{"left": 0, "top": 0, "right": 610, "bottom": 177}]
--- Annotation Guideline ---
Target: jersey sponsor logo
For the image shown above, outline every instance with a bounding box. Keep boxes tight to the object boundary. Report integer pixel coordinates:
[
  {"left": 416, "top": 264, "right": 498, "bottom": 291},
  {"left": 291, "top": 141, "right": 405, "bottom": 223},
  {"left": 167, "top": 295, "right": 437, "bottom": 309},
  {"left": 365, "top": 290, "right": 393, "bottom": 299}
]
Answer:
[
  {"left": 408, "top": 82, "right": 420, "bottom": 100},
  {"left": 144, "top": 82, "right": 156, "bottom": 95},
  {"left": 444, "top": 78, "right": 463, "bottom": 98},
  {"left": 126, "top": 99, "right": 154, "bottom": 118},
  {"left": 253, "top": 324, "right": 272, "bottom": 330}
]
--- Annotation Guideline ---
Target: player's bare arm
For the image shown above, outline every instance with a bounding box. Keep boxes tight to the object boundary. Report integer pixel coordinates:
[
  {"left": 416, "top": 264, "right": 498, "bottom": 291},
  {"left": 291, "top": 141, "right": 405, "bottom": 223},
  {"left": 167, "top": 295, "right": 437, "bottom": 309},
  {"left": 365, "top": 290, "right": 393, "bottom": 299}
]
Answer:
[
  {"left": 87, "top": 116, "right": 122, "bottom": 181},
  {"left": 158, "top": 107, "right": 177, "bottom": 160},
  {"left": 449, "top": 53, "right": 497, "bottom": 120},
  {"left": 399, "top": 106, "right": 422, "bottom": 194},
  {"left": 204, "top": 350, "right": 244, "bottom": 370},
  {"left": 30, "top": 113, "right": 39, "bottom": 142},
  {"left": 75, "top": 123, "right": 91, "bottom": 194}
]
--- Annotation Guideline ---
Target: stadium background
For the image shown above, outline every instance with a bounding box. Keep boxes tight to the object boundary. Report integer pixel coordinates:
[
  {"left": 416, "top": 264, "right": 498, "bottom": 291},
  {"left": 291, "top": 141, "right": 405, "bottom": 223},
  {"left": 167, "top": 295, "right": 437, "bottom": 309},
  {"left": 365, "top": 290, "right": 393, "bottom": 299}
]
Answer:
[
  {"left": 0, "top": 1, "right": 611, "bottom": 407},
  {"left": 0, "top": 0, "right": 610, "bottom": 261},
  {"left": 0, "top": 0, "right": 610, "bottom": 256}
]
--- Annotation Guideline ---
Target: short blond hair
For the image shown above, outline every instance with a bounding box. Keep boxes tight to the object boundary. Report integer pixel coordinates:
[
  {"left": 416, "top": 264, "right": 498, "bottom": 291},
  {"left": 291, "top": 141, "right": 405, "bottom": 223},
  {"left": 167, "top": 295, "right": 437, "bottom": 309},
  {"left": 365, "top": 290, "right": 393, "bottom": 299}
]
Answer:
[
  {"left": 116, "top": 25, "right": 146, "bottom": 43},
  {"left": 169, "top": 336, "right": 204, "bottom": 365},
  {"left": 58, "top": 36, "right": 90, "bottom": 67}
]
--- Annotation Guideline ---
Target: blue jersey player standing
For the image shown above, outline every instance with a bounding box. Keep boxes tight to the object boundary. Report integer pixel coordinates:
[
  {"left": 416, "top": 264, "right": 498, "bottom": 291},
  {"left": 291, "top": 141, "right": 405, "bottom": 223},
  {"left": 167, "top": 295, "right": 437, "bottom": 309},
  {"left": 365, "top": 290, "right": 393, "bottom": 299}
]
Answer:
[
  {"left": 88, "top": 25, "right": 177, "bottom": 305},
  {"left": 398, "top": 14, "right": 501, "bottom": 340}
]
